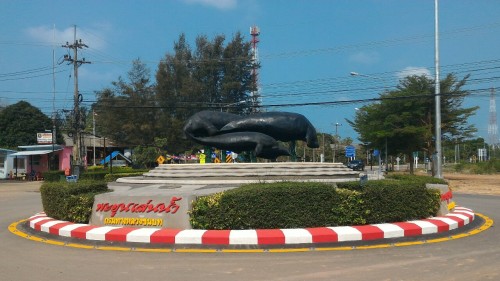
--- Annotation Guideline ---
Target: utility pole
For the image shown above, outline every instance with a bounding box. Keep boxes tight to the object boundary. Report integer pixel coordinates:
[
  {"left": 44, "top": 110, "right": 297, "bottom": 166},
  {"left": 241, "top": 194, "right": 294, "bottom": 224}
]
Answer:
[
  {"left": 333, "top": 123, "right": 342, "bottom": 163},
  {"left": 434, "top": 0, "right": 443, "bottom": 178},
  {"left": 61, "top": 25, "right": 90, "bottom": 174}
]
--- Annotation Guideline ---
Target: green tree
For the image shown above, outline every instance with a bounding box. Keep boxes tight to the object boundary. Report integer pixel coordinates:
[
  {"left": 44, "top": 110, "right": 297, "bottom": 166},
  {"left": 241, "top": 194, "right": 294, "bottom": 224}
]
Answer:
[
  {"left": 94, "top": 59, "right": 157, "bottom": 146},
  {"left": 0, "top": 101, "right": 54, "bottom": 148},
  {"left": 347, "top": 74, "right": 478, "bottom": 174},
  {"left": 155, "top": 33, "right": 256, "bottom": 153}
]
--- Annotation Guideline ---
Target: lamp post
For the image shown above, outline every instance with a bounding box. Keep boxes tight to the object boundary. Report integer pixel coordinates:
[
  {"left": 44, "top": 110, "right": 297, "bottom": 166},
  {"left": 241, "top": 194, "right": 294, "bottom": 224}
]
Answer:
[
  {"left": 434, "top": 0, "right": 443, "bottom": 178},
  {"left": 93, "top": 109, "right": 96, "bottom": 166},
  {"left": 333, "top": 122, "right": 342, "bottom": 163},
  {"left": 350, "top": 72, "right": 388, "bottom": 92},
  {"left": 351, "top": 72, "right": 388, "bottom": 172},
  {"left": 220, "top": 100, "right": 247, "bottom": 112}
]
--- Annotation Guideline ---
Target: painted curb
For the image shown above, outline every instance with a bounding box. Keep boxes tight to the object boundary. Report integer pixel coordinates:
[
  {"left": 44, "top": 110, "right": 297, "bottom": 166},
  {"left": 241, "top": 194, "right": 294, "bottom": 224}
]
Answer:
[{"left": 26, "top": 207, "right": 474, "bottom": 246}]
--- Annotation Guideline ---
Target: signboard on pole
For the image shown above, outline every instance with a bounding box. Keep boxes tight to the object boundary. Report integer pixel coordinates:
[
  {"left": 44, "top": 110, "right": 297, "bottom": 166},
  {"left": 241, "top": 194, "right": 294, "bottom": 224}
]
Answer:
[
  {"left": 345, "top": 145, "right": 356, "bottom": 158},
  {"left": 37, "top": 132, "right": 53, "bottom": 144}
]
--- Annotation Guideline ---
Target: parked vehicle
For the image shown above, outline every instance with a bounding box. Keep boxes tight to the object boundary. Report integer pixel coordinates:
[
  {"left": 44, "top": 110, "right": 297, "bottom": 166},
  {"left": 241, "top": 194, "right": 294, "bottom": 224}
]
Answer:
[{"left": 347, "top": 160, "right": 365, "bottom": 171}]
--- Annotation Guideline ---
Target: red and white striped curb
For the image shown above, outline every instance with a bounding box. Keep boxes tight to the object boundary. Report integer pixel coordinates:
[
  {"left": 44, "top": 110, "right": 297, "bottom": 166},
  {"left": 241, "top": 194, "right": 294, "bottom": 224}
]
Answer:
[{"left": 27, "top": 207, "right": 474, "bottom": 246}]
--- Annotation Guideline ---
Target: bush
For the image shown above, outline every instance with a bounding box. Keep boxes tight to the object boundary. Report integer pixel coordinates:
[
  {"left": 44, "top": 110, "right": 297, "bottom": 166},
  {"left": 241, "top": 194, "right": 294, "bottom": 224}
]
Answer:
[
  {"left": 42, "top": 170, "right": 65, "bottom": 182},
  {"left": 43, "top": 167, "right": 149, "bottom": 182},
  {"left": 40, "top": 180, "right": 109, "bottom": 223},
  {"left": 360, "top": 180, "right": 440, "bottom": 224},
  {"left": 79, "top": 170, "right": 109, "bottom": 181},
  {"left": 189, "top": 179, "right": 442, "bottom": 229},
  {"left": 190, "top": 182, "right": 363, "bottom": 229},
  {"left": 81, "top": 167, "right": 148, "bottom": 181},
  {"left": 384, "top": 173, "right": 447, "bottom": 184}
]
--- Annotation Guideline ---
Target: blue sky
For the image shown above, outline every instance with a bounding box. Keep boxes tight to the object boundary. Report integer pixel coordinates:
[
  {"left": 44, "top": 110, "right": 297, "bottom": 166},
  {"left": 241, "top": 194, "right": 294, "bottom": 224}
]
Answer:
[{"left": 1, "top": 0, "right": 499, "bottom": 143}]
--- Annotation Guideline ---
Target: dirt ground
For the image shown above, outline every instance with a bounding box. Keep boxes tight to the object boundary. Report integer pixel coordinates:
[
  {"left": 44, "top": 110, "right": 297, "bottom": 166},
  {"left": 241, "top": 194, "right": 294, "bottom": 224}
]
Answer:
[{"left": 443, "top": 172, "right": 500, "bottom": 196}]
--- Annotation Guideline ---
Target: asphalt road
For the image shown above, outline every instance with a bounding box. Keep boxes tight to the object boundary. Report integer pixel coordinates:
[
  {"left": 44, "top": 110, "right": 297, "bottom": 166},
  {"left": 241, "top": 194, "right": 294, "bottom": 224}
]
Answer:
[{"left": 0, "top": 181, "right": 498, "bottom": 281}]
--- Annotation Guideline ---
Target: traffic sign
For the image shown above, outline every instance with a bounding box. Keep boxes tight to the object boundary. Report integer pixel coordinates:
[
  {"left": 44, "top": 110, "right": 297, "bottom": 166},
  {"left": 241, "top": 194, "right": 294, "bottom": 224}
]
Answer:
[
  {"left": 156, "top": 155, "right": 165, "bottom": 164},
  {"left": 345, "top": 145, "right": 356, "bottom": 157}
]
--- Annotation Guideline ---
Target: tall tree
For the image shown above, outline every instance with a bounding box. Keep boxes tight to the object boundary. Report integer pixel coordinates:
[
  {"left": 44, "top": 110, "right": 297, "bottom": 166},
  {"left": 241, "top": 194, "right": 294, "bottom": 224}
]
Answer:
[
  {"left": 156, "top": 34, "right": 198, "bottom": 153},
  {"left": 0, "top": 101, "right": 53, "bottom": 148},
  {"left": 155, "top": 33, "right": 256, "bottom": 153},
  {"left": 221, "top": 32, "right": 256, "bottom": 114},
  {"left": 347, "top": 74, "right": 478, "bottom": 174},
  {"left": 94, "top": 59, "right": 156, "bottom": 146}
]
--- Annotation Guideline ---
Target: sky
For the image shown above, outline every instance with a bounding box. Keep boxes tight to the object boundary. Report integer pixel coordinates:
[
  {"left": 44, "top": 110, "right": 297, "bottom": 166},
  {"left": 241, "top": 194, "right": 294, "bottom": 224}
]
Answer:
[{"left": 1, "top": 0, "right": 500, "bottom": 145}]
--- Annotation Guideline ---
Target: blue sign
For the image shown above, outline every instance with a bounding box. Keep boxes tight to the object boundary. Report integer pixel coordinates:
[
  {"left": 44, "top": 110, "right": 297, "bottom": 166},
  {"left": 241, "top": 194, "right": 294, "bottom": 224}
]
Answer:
[
  {"left": 373, "top": 149, "right": 380, "bottom": 157},
  {"left": 345, "top": 145, "right": 356, "bottom": 157}
]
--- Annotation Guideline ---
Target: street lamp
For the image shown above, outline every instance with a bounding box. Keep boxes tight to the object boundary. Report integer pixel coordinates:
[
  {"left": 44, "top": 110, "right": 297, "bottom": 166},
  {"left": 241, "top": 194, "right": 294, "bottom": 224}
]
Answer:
[
  {"left": 350, "top": 71, "right": 388, "bottom": 91},
  {"left": 351, "top": 71, "right": 389, "bottom": 172},
  {"left": 332, "top": 122, "right": 342, "bottom": 163},
  {"left": 434, "top": 0, "right": 443, "bottom": 178},
  {"left": 220, "top": 100, "right": 247, "bottom": 112},
  {"left": 93, "top": 109, "right": 96, "bottom": 166}
]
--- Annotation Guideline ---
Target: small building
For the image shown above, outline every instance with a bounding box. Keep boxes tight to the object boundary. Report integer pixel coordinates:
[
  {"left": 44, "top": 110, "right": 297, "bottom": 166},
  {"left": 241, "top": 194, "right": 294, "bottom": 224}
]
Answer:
[
  {"left": 7, "top": 144, "right": 64, "bottom": 179},
  {"left": 1, "top": 133, "right": 128, "bottom": 179},
  {"left": 0, "top": 148, "right": 25, "bottom": 179}
]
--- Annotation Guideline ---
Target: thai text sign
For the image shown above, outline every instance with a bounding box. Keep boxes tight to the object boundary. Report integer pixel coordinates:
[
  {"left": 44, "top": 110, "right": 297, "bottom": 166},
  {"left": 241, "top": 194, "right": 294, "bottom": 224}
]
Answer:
[
  {"left": 37, "top": 132, "right": 53, "bottom": 144},
  {"left": 90, "top": 195, "right": 190, "bottom": 229}
]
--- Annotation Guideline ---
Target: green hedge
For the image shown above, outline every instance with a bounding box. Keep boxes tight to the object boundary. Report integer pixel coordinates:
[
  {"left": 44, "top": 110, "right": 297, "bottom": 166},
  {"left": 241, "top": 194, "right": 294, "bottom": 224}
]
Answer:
[
  {"left": 384, "top": 173, "right": 448, "bottom": 184},
  {"left": 359, "top": 180, "right": 440, "bottom": 224},
  {"left": 190, "top": 182, "right": 361, "bottom": 229},
  {"left": 42, "top": 168, "right": 148, "bottom": 182},
  {"left": 40, "top": 180, "right": 109, "bottom": 223},
  {"left": 337, "top": 174, "right": 443, "bottom": 224},
  {"left": 189, "top": 179, "right": 442, "bottom": 230},
  {"left": 42, "top": 170, "right": 65, "bottom": 182}
]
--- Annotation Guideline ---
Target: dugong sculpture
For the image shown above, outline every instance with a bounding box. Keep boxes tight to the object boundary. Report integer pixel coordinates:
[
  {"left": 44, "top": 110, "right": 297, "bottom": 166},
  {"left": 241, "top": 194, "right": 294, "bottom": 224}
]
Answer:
[
  {"left": 191, "top": 132, "right": 290, "bottom": 159},
  {"left": 219, "top": 112, "right": 320, "bottom": 148},
  {"left": 183, "top": 110, "right": 241, "bottom": 139}
]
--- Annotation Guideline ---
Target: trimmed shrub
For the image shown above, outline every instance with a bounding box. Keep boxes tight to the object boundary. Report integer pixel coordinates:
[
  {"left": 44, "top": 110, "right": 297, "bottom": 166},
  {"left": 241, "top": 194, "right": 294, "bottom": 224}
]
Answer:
[
  {"left": 189, "top": 178, "right": 442, "bottom": 230},
  {"left": 42, "top": 170, "right": 65, "bottom": 182},
  {"left": 190, "top": 182, "right": 361, "bottom": 229},
  {"left": 384, "top": 173, "right": 447, "bottom": 184},
  {"left": 79, "top": 170, "right": 108, "bottom": 181},
  {"left": 40, "top": 180, "right": 109, "bottom": 223},
  {"left": 360, "top": 180, "right": 440, "bottom": 224}
]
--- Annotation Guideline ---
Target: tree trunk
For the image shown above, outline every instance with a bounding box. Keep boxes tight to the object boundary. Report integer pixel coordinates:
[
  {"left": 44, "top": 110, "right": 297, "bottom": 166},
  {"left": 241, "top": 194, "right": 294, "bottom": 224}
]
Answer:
[{"left": 408, "top": 153, "right": 414, "bottom": 174}]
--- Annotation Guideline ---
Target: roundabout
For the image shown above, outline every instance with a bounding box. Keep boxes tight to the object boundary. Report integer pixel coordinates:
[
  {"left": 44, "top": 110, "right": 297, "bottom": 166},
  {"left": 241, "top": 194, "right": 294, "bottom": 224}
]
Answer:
[
  {"left": 8, "top": 207, "right": 492, "bottom": 253},
  {"left": 1, "top": 180, "right": 499, "bottom": 280},
  {"left": 9, "top": 163, "right": 493, "bottom": 253}
]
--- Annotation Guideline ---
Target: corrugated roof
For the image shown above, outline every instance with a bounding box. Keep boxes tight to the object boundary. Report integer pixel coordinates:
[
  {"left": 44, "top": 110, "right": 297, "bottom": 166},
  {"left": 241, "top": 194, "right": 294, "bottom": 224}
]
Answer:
[{"left": 8, "top": 149, "right": 62, "bottom": 157}]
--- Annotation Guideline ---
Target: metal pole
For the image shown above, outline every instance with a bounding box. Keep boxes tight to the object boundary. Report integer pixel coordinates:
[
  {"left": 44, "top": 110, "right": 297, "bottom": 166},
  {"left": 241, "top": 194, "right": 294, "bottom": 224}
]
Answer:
[
  {"left": 73, "top": 26, "right": 80, "bottom": 167},
  {"left": 434, "top": 0, "right": 443, "bottom": 178},
  {"left": 385, "top": 137, "right": 388, "bottom": 172},
  {"left": 93, "top": 109, "right": 96, "bottom": 166},
  {"left": 322, "top": 133, "right": 325, "bottom": 163}
]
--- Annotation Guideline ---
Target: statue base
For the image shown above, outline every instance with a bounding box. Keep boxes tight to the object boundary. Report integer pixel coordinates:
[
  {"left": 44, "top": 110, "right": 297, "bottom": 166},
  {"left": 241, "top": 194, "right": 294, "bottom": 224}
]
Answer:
[{"left": 90, "top": 162, "right": 360, "bottom": 229}]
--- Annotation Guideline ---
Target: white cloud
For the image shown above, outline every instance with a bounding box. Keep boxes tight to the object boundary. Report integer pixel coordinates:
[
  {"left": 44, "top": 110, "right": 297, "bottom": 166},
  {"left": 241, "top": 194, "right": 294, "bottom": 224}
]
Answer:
[
  {"left": 397, "top": 67, "right": 432, "bottom": 79},
  {"left": 349, "top": 51, "right": 380, "bottom": 64},
  {"left": 182, "top": 0, "right": 237, "bottom": 10},
  {"left": 25, "top": 25, "right": 108, "bottom": 50}
]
